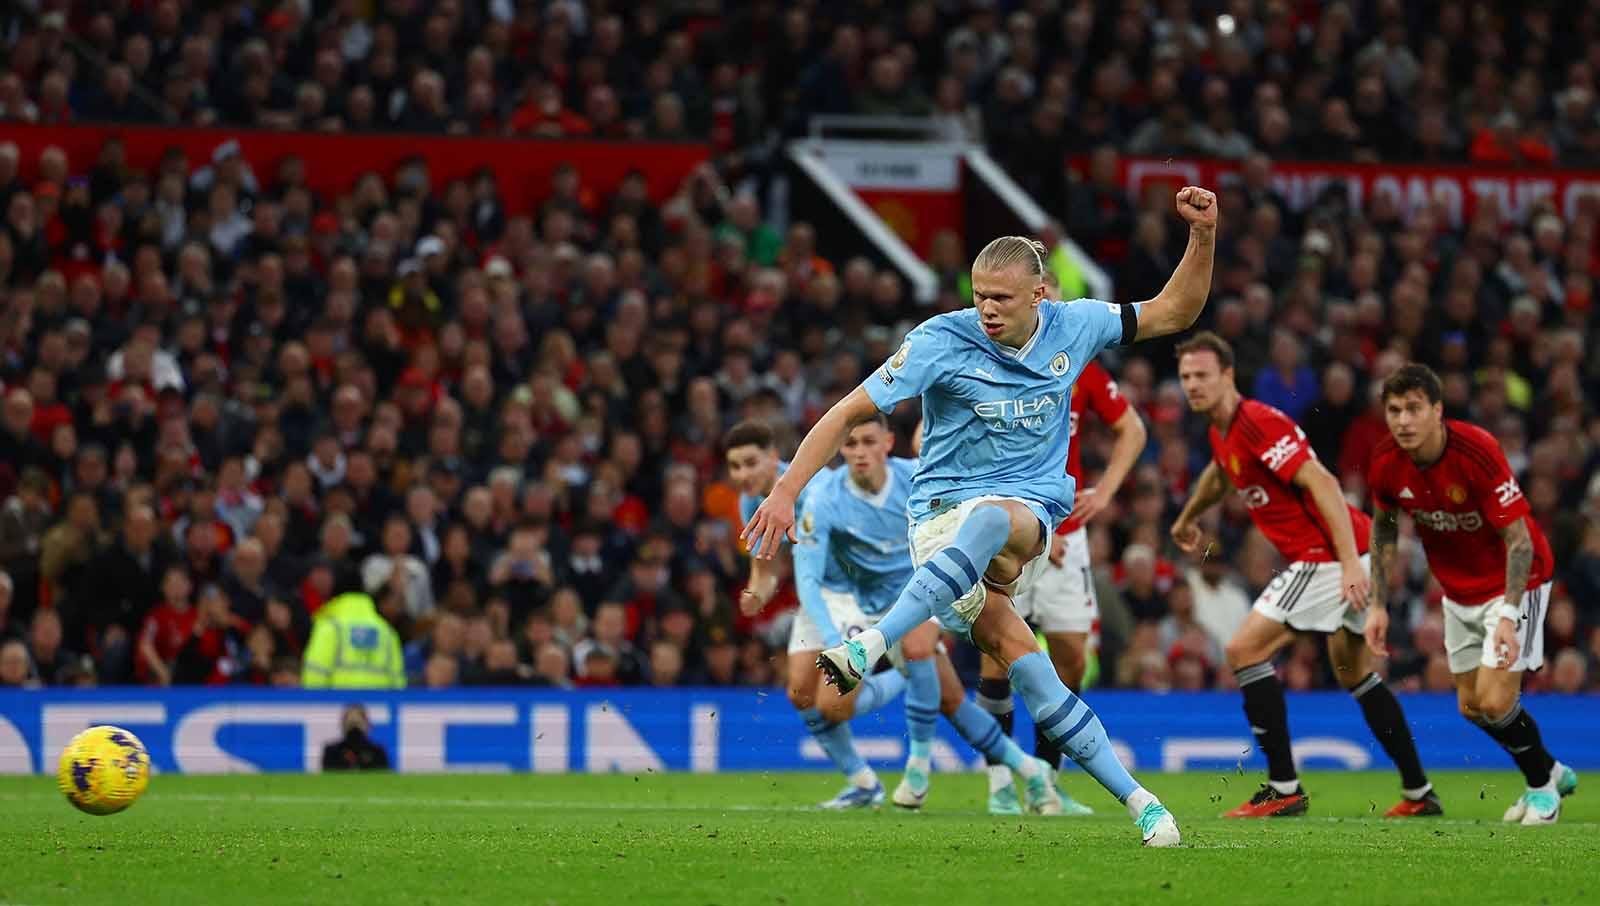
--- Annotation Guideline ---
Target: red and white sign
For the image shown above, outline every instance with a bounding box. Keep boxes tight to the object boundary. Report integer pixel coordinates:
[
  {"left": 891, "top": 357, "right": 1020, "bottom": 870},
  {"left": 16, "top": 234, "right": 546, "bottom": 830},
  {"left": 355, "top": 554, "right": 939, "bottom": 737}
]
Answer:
[
  {"left": 817, "top": 143, "right": 963, "bottom": 257},
  {"left": 1077, "top": 156, "right": 1600, "bottom": 228}
]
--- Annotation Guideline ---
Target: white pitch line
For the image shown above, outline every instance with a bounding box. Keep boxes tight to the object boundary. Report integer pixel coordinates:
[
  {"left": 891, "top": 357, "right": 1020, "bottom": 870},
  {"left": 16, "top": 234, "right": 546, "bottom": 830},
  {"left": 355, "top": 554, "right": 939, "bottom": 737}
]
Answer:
[
  {"left": 0, "top": 791, "right": 815, "bottom": 814},
  {"left": 1184, "top": 816, "right": 1600, "bottom": 830},
  {"left": 174, "top": 793, "right": 822, "bottom": 813},
  {"left": 3, "top": 792, "right": 1597, "bottom": 828}
]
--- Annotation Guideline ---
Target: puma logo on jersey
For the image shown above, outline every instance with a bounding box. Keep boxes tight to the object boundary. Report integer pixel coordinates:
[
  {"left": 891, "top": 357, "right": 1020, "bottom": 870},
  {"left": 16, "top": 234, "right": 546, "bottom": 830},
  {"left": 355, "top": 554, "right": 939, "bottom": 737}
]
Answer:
[
  {"left": 1261, "top": 435, "right": 1301, "bottom": 471},
  {"left": 1495, "top": 478, "right": 1523, "bottom": 507},
  {"left": 1410, "top": 509, "right": 1484, "bottom": 532},
  {"left": 971, "top": 366, "right": 996, "bottom": 380}
]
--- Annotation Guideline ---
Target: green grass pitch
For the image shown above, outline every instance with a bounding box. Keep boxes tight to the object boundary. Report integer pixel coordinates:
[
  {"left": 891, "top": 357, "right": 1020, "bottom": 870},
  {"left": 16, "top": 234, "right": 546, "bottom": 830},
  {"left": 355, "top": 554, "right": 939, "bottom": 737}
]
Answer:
[{"left": 2, "top": 770, "right": 1596, "bottom": 905}]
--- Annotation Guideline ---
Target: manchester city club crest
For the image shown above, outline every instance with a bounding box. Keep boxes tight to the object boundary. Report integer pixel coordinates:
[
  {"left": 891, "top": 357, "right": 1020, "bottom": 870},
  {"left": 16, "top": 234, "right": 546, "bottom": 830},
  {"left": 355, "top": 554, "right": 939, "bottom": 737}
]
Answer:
[
  {"left": 801, "top": 512, "right": 814, "bottom": 534},
  {"left": 1049, "top": 351, "right": 1070, "bottom": 376}
]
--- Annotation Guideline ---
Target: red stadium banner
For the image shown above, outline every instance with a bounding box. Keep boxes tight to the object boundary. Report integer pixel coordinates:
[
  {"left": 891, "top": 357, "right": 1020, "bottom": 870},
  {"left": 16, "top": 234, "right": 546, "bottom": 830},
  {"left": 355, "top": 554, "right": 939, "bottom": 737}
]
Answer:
[
  {"left": 1074, "top": 155, "right": 1600, "bottom": 229},
  {"left": 5, "top": 124, "right": 709, "bottom": 210},
  {"left": 814, "top": 143, "right": 963, "bottom": 257}
]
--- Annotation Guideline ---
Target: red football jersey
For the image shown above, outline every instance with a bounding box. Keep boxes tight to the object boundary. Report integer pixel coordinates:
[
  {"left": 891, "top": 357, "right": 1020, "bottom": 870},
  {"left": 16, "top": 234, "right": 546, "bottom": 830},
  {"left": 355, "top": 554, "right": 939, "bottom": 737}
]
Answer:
[
  {"left": 1209, "top": 399, "right": 1371, "bottom": 563},
  {"left": 1059, "top": 361, "right": 1133, "bottom": 535},
  {"left": 137, "top": 602, "right": 197, "bottom": 683},
  {"left": 1367, "top": 420, "right": 1554, "bottom": 606}
]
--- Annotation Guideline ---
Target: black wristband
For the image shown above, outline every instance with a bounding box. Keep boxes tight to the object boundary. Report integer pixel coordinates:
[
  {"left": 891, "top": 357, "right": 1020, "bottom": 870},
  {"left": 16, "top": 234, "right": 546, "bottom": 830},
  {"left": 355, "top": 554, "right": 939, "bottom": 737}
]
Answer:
[{"left": 1119, "top": 302, "right": 1139, "bottom": 346}]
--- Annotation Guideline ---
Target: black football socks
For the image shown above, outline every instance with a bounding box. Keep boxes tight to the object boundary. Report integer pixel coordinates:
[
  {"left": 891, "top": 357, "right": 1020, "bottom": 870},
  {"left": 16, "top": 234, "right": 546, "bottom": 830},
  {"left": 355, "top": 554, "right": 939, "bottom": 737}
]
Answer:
[
  {"left": 1477, "top": 701, "right": 1555, "bottom": 788},
  {"left": 1236, "top": 662, "right": 1299, "bottom": 790},
  {"left": 1350, "top": 672, "right": 1431, "bottom": 796},
  {"left": 976, "top": 676, "right": 1014, "bottom": 766}
]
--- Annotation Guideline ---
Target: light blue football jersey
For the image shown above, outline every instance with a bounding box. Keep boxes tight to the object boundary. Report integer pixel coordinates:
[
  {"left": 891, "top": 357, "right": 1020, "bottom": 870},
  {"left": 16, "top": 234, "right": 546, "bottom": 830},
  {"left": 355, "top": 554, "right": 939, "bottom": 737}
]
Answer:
[
  {"left": 737, "top": 460, "right": 786, "bottom": 528},
  {"left": 793, "top": 457, "right": 918, "bottom": 618},
  {"left": 862, "top": 299, "right": 1135, "bottom": 527},
  {"left": 738, "top": 461, "right": 851, "bottom": 590}
]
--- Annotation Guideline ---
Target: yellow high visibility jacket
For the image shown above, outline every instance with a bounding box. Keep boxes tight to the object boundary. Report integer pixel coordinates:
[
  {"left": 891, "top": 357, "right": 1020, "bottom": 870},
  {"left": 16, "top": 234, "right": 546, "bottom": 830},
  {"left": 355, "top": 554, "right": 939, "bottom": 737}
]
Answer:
[
  {"left": 301, "top": 593, "right": 405, "bottom": 689},
  {"left": 1045, "top": 244, "right": 1088, "bottom": 300}
]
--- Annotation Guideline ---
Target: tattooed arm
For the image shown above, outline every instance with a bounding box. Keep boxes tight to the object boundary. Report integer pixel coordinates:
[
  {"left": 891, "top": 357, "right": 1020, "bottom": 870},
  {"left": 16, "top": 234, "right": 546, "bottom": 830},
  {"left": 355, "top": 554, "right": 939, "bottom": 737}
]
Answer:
[
  {"left": 1369, "top": 505, "right": 1399, "bottom": 613},
  {"left": 1363, "top": 505, "right": 1400, "bottom": 656},
  {"left": 1491, "top": 519, "right": 1535, "bottom": 669},
  {"left": 1501, "top": 518, "right": 1534, "bottom": 613}
]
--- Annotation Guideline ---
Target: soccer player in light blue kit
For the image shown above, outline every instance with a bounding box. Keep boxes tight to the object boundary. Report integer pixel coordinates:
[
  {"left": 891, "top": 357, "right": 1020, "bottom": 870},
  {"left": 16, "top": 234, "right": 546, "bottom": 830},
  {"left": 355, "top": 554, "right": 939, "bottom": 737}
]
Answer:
[
  {"left": 729, "top": 421, "right": 902, "bottom": 808},
  {"left": 732, "top": 417, "right": 1057, "bottom": 813},
  {"left": 746, "top": 186, "right": 1220, "bottom": 847}
]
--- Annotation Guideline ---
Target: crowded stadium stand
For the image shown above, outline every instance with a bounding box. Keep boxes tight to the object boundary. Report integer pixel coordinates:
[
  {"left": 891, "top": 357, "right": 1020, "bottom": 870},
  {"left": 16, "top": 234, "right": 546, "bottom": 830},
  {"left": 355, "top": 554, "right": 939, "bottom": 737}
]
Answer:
[{"left": 0, "top": 0, "right": 1597, "bottom": 700}]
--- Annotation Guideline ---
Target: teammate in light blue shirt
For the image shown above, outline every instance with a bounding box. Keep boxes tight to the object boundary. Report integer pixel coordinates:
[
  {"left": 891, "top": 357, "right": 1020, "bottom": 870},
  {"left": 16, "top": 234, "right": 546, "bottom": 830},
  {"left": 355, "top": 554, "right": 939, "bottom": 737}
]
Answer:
[
  {"left": 728, "top": 421, "right": 905, "bottom": 808},
  {"left": 788, "top": 453, "right": 918, "bottom": 630},
  {"left": 745, "top": 186, "right": 1221, "bottom": 847},
  {"left": 739, "top": 460, "right": 855, "bottom": 598}
]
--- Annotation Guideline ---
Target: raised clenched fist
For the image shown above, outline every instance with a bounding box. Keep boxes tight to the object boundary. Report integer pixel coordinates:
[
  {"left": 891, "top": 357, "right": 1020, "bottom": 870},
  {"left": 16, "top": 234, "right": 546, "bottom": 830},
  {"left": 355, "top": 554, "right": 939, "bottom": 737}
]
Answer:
[{"left": 1175, "top": 186, "right": 1218, "bottom": 230}]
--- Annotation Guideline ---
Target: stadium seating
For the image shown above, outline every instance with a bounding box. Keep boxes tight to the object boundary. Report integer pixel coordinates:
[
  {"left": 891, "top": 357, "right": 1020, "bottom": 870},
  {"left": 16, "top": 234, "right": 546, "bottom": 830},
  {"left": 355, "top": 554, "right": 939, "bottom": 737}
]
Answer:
[{"left": 0, "top": 1, "right": 1596, "bottom": 697}]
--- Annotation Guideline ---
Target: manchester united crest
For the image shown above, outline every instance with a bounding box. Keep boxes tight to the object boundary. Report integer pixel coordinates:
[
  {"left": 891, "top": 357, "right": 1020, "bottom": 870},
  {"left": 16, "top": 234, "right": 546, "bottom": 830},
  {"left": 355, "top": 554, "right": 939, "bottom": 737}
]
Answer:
[{"left": 1447, "top": 484, "right": 1467, "bottom": 504}]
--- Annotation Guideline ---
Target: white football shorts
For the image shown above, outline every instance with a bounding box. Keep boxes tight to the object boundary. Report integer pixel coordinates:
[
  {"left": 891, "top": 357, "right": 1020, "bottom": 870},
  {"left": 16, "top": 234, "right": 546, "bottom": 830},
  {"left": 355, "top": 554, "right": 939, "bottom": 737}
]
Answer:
[
  {"left": 909, "top": 496, "right": 1050, "bottom": 637},
  {"left": 787, "top": 587, "right": 876, "bottom": 654},
  {"left": 1251, "top": 555, "right": 1370, "bottom": 635},
  {"left": 1012, "top": 527, "right": 1097, "bottom": 634},
  {"left": 1443, "top": 582, "right": 1551, "bottom": 674}
]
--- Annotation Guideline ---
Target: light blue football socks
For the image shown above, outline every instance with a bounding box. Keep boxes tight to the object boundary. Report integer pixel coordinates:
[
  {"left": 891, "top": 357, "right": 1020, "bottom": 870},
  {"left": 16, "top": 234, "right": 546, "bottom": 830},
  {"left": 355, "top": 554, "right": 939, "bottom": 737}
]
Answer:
[
  {"left": 851, "top": 669, "right": 906, "bottom": 718},
  {"left": 949, "top": 698, "right": 1031, "bottom": 772},
  {"left": 1009, "top": 651, "right": 1137, "bottom": 802},
  {"left": 800, "top": 707, "right": 869, "bottom": 780}
]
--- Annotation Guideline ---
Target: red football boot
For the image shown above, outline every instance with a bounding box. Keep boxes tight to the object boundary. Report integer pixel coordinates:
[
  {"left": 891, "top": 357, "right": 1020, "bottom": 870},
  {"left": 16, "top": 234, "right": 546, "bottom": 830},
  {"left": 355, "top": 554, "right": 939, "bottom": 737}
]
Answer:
[
  {"left": 1384, "top": 791, "right": 1444, "bottom": 817},
  {"left": 1223, "top": 784, "right": 1309, "bottom": 817}
]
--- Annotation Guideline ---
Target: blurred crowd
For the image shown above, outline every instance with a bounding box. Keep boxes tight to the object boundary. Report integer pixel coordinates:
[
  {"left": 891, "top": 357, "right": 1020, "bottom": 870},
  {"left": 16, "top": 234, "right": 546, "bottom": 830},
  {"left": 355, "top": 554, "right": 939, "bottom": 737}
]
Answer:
[
  {"left": 8, "top": 2, "right": 1600, "bottom": 202},
  {"left": 0, "top": 0, "right": 1597, "bottom": 695}
]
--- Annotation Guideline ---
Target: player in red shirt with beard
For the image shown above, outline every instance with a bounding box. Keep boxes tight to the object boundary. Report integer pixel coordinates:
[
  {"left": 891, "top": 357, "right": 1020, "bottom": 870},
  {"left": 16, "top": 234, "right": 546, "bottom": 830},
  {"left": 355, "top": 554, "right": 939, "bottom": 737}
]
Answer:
[
  {"left": 1170, "top": 333, "right": 1437, "bottom": 818},
  {"left": 1365, "top": 364, "right": 1577, "bottom": 825}
]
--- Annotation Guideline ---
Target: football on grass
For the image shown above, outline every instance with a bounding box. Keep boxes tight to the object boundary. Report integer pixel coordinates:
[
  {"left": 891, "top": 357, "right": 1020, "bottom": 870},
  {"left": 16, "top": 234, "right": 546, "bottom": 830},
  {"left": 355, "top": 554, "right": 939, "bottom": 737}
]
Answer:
[{"left": 56, "top": 725, "right": 150, "bottom": 815}]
